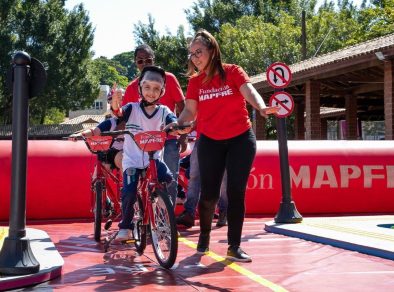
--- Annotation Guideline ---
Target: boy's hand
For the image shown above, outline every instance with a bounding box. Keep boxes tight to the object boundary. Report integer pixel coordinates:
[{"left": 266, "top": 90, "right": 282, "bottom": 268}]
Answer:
[{"left": 68, "top": 133, "right": 82, "bottom": 141}]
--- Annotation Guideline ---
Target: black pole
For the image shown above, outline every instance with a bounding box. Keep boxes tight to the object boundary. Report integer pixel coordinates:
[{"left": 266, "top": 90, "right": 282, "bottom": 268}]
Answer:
[
  {"left": 301, "top": 10, "right": 307, "bottom": 61},
  {"left": 274, "top": 90, "right": 303, "bottom": 223},
  {"left": 0, "top": 51, "right": 40, "bottom": 275}
]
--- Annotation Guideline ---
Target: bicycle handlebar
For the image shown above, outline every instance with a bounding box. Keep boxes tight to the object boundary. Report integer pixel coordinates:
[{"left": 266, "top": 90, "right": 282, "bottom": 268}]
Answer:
[{"left": 100, "top": 123, "right": 193, "bottom": 137}]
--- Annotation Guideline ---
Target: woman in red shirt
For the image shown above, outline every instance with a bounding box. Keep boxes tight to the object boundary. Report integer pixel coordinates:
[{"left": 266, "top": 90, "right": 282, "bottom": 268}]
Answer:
[{"left": 176, "top": 29, "right": 278, "bottom": 262}]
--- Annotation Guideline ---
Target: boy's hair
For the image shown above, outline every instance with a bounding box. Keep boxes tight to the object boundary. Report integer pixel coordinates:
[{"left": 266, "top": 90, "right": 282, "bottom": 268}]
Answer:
[{"left": 138, "top": 65, "right": 166, "bottom": 87}]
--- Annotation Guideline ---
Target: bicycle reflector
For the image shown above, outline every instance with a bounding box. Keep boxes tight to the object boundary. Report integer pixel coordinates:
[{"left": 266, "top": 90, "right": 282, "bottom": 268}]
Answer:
[
  {"left": 134, "top": 131, "right": 166, "bottom": 152},
  {"left": 86, "top": 136, "right": 113, "bottom": 153}
]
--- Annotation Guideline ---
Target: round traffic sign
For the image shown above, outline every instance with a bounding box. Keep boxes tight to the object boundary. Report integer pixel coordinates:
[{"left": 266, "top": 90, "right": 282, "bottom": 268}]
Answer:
[
  {"left": 266, "top": 62, "right": 292, "bottom": 88},
  {"left": 269, "top": 91, "right": 294, "bottom": 118}
]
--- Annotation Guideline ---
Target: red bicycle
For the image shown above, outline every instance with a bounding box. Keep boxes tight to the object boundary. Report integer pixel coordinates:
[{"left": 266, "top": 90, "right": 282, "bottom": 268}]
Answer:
[
  {"left": 101, "top": 129, "right": 178, "bottom": 269},
  {"left": 70, "top": 135, "right": 123, "bottom": 242}
]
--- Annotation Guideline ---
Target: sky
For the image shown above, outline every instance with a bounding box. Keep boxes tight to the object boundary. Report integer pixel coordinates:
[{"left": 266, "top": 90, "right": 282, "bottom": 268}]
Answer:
[
  {"left": 65, "top": 0, "right": 365, "bottom": 59},
  {"left": 65, "top": 0, "right": 196, "bottom": 58}
]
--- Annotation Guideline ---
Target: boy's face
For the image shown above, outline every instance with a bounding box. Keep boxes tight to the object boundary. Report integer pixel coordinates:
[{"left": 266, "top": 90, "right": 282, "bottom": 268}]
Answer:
[{"left": 140, "top": 79, "right": 164, "bottom": 103}]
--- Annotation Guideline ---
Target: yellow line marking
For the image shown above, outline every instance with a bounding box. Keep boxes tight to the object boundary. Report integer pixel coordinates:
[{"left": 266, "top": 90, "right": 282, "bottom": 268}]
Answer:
[
  {"left": 178, "top": 236, "right": 288, "bottom": 292},
  {"left": 303, "top": 221, "right": 394, "bottom": 242},
  {"left": 0, "top": 227, "right": 8, "bottom": 250}
]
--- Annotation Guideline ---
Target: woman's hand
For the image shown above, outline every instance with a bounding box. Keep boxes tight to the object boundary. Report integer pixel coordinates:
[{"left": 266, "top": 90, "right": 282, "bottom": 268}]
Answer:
[
  {"left": 259, "top": 106, "right": 280, "bottom": 118},
  {"left": 163, "top": 122, "right": 193, "bottom": 135}
]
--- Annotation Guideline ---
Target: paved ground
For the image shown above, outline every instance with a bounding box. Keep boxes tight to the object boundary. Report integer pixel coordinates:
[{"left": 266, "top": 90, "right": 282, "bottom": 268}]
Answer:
[{"left": 1, "top": 216, "right": 394, "bottom": 291}]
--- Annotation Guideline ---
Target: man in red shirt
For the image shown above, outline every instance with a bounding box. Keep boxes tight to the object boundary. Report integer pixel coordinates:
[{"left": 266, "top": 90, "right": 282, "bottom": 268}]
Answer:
[{"left": 121, "top": 44, "right": 186, "bottom": 208}]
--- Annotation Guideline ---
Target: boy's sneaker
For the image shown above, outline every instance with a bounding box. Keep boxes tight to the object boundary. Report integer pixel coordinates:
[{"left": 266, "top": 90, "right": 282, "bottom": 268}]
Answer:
[
  {"left": 176, "top": 211, "right": 194, "bottom": 228},
  {"left": 226, "top": 246, "right": 252, "bottom": 262},
  {"left": 115, "top": 229, "right": 132, "bottom": 241},
  {"left": 216, "top": 211, "right": 227, "bottom": 227}
]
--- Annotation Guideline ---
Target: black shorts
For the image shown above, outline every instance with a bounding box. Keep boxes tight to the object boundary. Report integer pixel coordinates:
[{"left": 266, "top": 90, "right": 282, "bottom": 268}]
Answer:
[{"left": 98, "top": 148, "right": 121, "bottom": 170}]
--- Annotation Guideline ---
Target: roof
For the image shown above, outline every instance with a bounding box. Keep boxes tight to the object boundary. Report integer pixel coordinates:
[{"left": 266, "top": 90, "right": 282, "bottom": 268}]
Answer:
[
  {"left": 0, "top": 124, "right": 91, "bottom": 140},
  {"left": 61, "top": 115, "right": 106, "bottom": 125},
  {"left": 316, "top": 107, "right": 346, "bottom": 119},
  {"left": 251, "top": 33, "right": 394, "bottom": 88}
]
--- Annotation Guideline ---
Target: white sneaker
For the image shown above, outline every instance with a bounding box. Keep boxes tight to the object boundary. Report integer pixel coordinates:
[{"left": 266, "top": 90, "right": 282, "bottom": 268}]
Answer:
[{"left": 115, "top": 229, "right": 132, "bottom": 241}]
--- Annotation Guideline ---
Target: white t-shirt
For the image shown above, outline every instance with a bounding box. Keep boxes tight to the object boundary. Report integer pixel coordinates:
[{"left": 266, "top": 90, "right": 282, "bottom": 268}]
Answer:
[{"left": 121, "top": 102, "right": 176, "bottom": 170}]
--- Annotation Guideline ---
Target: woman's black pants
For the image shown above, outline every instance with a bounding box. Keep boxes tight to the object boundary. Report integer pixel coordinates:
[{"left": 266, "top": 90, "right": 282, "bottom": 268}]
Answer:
[{"left": 197, "top": 128, "right": 256, "bottom": 247}]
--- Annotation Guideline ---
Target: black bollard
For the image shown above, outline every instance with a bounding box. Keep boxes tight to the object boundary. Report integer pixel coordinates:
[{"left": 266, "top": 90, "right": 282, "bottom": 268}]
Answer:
[
  {"left": 274, "top": 116, "right": 303, "bottom": 223},
  {"left": 0, "top": 52, "right": 40, "bottom": 275}
]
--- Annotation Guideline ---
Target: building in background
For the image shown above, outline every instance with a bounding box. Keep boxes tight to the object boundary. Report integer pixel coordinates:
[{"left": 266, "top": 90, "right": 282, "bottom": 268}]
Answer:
[{"left": 68, "top": 85, "right": 110, "bottom": 119}]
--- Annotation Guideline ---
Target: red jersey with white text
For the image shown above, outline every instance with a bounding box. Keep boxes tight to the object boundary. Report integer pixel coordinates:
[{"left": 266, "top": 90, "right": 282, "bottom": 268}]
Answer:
[
  {"left": 122, "top": 71, "right": 185, "bottom": 112},
  {"left": 186, "top": 64, "right": 251, "bottom": 140}
]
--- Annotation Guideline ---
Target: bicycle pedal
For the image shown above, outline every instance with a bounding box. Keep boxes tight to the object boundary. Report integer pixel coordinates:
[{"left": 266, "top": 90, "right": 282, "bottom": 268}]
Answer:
[{"left": 121, "top": 239, "right": 136, "bottom": 244}]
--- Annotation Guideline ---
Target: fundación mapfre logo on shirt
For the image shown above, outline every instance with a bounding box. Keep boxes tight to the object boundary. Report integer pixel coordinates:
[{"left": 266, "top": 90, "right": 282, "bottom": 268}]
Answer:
[{"left": 199, "top": 85, "right": 233, "bottom": 101}]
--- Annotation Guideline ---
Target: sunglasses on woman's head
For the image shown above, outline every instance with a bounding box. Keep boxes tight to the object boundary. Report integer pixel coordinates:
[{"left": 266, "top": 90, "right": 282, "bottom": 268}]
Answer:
[{"left": 136, "top": 58, "right": 154, "bottom": 65}]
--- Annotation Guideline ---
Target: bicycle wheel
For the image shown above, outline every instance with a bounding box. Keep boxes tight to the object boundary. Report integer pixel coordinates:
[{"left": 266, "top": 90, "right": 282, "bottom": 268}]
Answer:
[
  {"left": 132, "top": 195, "right": 147, "bottom": 254},
  {"left": 149, "top": 188, "right": 178, "bottom": 269},
  {"left": 93, "top": 180, "right": 103, "bottom": 242}
]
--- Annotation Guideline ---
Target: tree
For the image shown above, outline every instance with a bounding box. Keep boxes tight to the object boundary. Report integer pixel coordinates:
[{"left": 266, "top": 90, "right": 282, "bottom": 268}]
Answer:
[
  {"left": 112, "top": 51, "right": 138, "bottom": 81},
  {"left": 133, "top": 16, "right": 189, "bottom": 88},
  {"left": 91, "top": 57, "right": 129, "bottom": 88},
  {"left": 185, "top": 0, "right": 318, "bottom": 33},
  {"left": 219, "top": 14, "right": 301, "bottom": 76},
  {"left": 0, "top": 0, "right": 98, "bottom": 125},
  {"left": 355, "top": 1, "right": 394, "bottom": 41}
]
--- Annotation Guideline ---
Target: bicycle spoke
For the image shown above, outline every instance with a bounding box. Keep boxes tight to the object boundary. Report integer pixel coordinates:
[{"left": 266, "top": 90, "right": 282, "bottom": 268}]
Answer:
[{"left": 149, "top": 189, "right": 177, "bottom": 268}]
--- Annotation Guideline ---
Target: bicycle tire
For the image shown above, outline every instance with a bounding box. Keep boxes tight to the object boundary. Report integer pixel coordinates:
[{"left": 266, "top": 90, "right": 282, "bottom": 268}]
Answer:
[
  {"left": 132, "top": 195, "right": 147, "bottom": 254},
  {"left": 149, "top": 187, "right": 178, "bottom": 269},
  {"left": 93, "top": 180, "right": 103, "bottom": 242}
]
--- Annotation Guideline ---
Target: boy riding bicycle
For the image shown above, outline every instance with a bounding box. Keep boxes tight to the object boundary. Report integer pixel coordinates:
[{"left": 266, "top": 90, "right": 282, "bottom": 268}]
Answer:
[{"left": 111, "top": 65, "right": 181, "bottom": 241}]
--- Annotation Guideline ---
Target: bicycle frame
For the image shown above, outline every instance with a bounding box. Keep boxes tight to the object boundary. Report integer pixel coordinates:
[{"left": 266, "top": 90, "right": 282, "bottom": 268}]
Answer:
[
  {"left": 101, "top": 129, "right": 178, "bottom": 268},
  {"left": 102, "top": 130, "right": 166, "bottom": 229},
  {"left": 91, "top": 158, "right": 122, "bottom": 220},
  {"left": 77, "top": 135, "right": 123, "bottom": 241},
  {"left": 138, "top": 151, "right": 160, "bottom": 229}
]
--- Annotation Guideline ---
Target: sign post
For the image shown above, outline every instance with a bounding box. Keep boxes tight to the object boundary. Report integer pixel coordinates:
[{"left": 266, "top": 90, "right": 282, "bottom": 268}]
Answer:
[{"left": 266, "top": 62, "right": 302, "bottom": 224}]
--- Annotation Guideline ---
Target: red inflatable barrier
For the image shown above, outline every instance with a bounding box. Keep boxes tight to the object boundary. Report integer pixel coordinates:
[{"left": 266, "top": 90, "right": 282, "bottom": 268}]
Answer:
[
  {"left": 248, "top": 140, "right": 394, "bottom": 214},
  {"left": 1, "top": 140, "right": 394, "bottom": 220}
]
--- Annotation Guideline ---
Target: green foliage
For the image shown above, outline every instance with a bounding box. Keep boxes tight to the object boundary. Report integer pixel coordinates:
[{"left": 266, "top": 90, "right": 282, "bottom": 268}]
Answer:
[
  {"left": 133, "top": 16, "right": 189, "bottom": 89},
  {"left": 185, "top": 0, "right": 318, "bottom": 33},
  {"left": 42, "top": 107, "right": 66, "bottom": 124},
  {"left": 0, "top": 0, "right": 98, "bottom": 125},
  {"left": 112, "top": 51, "right": 137, "bottom": 81},
  {"left": 219, "top": 14, "right": 301, "bottom": 76},
  {"left": 91, "top": 57, "right": 129, "bottom": 88},
  {"left": 355, "top": 2, "right": 394, "bottom": 41}
]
